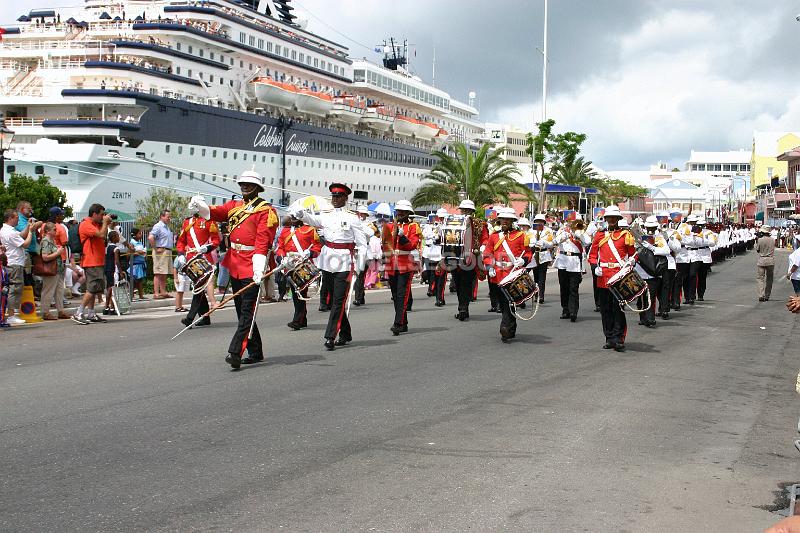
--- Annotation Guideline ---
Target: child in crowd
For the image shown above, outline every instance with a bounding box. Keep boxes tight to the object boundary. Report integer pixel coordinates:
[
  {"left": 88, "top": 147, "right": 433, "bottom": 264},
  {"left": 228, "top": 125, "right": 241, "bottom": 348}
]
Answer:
[
  {"left": 0, "top": 245, "right": 8, "bottom": 326},
  {"left": 173, "top": 253, "right": 189, "bottom": 312},
  {"left": 129, "top": 227, "right": 148, "bottom": 300},
  {"left": 103, "top": 231, "right": 123, "bottom": 315},
  {"left": 64, "top": 256, "right": 85, "bottom": 297}
]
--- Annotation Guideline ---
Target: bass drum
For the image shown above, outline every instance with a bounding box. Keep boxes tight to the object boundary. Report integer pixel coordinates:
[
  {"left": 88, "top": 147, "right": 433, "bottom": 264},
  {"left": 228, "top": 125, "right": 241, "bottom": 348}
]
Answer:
[{"left": 286, "top": 257, "right": 322, "bottom": 300}]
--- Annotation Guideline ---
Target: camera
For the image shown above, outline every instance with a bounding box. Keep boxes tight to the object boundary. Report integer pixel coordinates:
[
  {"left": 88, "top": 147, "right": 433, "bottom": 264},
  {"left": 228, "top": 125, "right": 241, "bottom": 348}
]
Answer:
[{"left": 109, "top": 213, "right": 118, "bottom": 220}]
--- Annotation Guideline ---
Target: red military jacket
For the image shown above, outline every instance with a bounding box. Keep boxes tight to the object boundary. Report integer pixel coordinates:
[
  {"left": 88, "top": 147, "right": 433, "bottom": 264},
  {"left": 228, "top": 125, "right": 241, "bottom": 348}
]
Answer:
[
  {"left": 482, "top": 229, "right": 527, "bottom": 284},
  {"left": 587, "top": 229, "right": 636, "bottom": 288},
  {"left": 176, "top": 216, "right": 220, "bottom": 262},
  {"left": 276, "top": 225, "right": 322, "bottom": 258},
  {"left": 381, "top": 220, "right": 422, "bottom": 275},
  {"left": 209, "top": 197, "right": 278, "bottom": 279}
]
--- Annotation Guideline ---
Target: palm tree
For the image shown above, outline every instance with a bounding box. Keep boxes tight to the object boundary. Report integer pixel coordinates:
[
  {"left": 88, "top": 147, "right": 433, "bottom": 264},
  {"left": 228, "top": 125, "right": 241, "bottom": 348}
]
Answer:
[
  {"left": 549, "top": 156, "right": 600, "bottom": 210},
  {"left": 411, "top": 143, "right": 531, "bottom": 211}
]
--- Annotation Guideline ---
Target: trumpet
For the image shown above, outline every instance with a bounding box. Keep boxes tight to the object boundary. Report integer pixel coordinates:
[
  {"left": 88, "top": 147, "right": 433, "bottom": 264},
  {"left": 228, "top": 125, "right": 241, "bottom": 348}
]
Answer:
[{"left": 567, "top": 218, "right": 586, "bottom": 238}]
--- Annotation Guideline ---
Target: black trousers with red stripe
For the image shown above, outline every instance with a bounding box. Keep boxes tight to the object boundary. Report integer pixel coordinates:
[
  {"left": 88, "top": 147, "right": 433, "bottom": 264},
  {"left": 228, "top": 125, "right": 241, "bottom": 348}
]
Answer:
[
  {"left": 228, "top": 276, "right": 262, "bottom": 357},
  {"left": 291, "top": 286, "right": 308, "bottom": 326},
  {"left": 388, "top": 271, "right": 413, "bottom": 327},
  {"left": 598, "top": 287, "right": 627, "bottom": 346},
  {"left": 323, "top": 270, "right": 351, "bottom": 341},
  {"left": 431, "top": 268, "right": 447, "bottom": 304}
]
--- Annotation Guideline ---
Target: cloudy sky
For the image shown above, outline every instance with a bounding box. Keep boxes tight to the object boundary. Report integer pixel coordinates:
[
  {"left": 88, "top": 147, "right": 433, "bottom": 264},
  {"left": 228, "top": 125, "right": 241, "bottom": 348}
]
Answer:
[{"left": 3, "top": 0, "right": 800, "bottom": 170}]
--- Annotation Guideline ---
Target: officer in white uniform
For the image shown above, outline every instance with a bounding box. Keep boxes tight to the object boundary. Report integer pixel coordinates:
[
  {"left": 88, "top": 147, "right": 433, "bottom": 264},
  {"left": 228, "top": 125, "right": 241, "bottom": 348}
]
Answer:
[
  {"left": 553, "top": 216, "right": 591, "bottom": 322},
  {"left": 634, "top": 216, "right": 671, "bottom": 328},
  {"left": 423, "top": 208, "right": 447, "bottom": 305},
  {"left": 529, "top": 213, "right": 555, "bottom": 303},
  {"left": 656, "top": 211, "right": 681, "bottom": 320},
  {"left": 691, "top": 218, "right": 717, "bottom": 301},
  {"left": 291, "top": 183, "right": 367, "bottom": 351},
  {"left": 676, "top": 214, "right": 696, "bottom": 306}
]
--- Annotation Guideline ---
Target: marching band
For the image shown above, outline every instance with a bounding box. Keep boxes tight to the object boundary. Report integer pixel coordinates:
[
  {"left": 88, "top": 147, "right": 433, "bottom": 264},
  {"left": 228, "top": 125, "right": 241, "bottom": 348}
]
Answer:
[{"left": 180, "top": 171, "right": 757, "bottom": 369}]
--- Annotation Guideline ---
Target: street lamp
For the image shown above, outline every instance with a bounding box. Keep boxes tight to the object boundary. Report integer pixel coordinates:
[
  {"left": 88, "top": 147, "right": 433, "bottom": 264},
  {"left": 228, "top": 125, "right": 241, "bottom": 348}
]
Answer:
[{"left": 0, "top": 118, "right": 15, "bottom": 186}]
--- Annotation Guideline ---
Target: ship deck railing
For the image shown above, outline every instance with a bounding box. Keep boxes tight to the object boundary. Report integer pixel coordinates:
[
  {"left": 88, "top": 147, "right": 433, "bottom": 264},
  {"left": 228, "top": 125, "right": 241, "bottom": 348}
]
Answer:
[
  {"left": 3, "top": 116, "right": 140, "bottom": 127},
  {"left": 0, "top": 39, "right": 107, "bottom": 52}
]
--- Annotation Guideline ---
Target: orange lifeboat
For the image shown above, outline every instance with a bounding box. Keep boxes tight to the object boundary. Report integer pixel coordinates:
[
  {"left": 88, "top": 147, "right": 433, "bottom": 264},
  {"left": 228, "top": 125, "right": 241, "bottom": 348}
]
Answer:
[
  {"left": 330, "top": 94, "right": 366, "bottom": 124},
  {"left": 393, "top": 115, "right": 418, "bottom": 137},
  {"left": 253, "top": 77, "right": 298, "bottom": 109},
  {"left": 360, "top": 104, "right": 394, "bottom": 131},
  {"left": 415, "top": 120, "right": 440, "bottom": 140},
  {"left": 295, "top": 88, "right": 333, "bottom": 116}
]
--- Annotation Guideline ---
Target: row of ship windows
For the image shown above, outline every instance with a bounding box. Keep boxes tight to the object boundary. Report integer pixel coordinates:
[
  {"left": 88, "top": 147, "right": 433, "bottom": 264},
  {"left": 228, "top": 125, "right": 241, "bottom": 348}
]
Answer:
[
  {"left": 353, "top": 69, "right": 449, "bottom": 111},
  {"left": 689, "top": 163, "right": 750, "bottom": 172},
  {"left": 151, "top": 169, "right": 409, "bottom": 194},
  {"left": 164, "top": 144, "right": 434, "bottom": 167},
  {"left": 236, "top": 32, "right": 342, "bottom": 75}
]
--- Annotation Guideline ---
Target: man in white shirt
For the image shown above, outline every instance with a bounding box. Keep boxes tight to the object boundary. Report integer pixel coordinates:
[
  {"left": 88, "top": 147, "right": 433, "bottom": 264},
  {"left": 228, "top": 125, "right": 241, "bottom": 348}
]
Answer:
[
  {"left": 0, "top": 209, "right": 43, "bottom": 325},
  {"left": 787, "top": 246, "right": 800, "bottom": 295}
]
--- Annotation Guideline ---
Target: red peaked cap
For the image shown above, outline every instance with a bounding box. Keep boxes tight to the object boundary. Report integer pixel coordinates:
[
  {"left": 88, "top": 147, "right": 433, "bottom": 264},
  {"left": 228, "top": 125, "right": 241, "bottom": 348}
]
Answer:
[{"left": 329, "top": 182, "right": 351, "bottom": 195}]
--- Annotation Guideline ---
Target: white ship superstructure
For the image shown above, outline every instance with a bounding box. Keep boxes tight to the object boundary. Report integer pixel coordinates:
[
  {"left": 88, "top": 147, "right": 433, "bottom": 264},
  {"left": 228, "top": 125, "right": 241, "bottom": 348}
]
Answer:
[{"left": 0, "top": 0, "right": 484, "bottom": 216}]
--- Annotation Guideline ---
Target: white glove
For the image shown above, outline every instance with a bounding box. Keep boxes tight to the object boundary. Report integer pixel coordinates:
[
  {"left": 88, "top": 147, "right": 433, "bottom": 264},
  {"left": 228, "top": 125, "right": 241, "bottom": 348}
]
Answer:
[
  {"left": 302, "top": 248, "right": 311, "bottom": 259},
  {"left": 252, "top": 253, "right": 267, "bottom": 282},
  {"left": 397, "top": 227, "right": 404, "bottom": 237},
  {"left": 289, "top": 206, "right": 306, "bottom": 219},
  {"left": 513, "top": 257, "right": 525, "bottom": 268},
  {"left": 488, "top": 267, "right": 496, "bottom": 278},
  {"left": 198, "top": 244, "right": 209, "bottom": 254},
  {"left": 594, "top": 266, "right": 603, "bottom": 276},
  {"left": 188, "top": 195, "right": 210, "bottom": 219}
]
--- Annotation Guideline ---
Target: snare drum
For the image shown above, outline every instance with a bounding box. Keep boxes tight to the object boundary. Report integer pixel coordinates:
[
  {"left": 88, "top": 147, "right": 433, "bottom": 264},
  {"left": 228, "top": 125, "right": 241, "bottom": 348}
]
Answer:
[
  {"left": 607, "top": 264, "right": 647, "bottom": 304},
  {"left": 181, "top": 255, "right": 215, "bottom": 293},
  {"left": 286, "top": 258, "right": 321, "bottom": 292},
  {"left": 498, "top": 269, "right": 538, "bottom": 306}
]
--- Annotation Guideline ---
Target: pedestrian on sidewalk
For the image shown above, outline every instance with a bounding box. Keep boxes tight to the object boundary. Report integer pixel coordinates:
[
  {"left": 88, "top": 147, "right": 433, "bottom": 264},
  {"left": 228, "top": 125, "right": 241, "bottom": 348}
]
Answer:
[
  {"left": 39, "top": 222, "right": 67, "bottom": 320},
  {"left": 148, "top": 209, "right": 174, "bottom": 299},
  {"left": 73, "top": 204, "right": 112, "bottom": 324},
  {"left": 787, "top": 245, "right": 800, "bottom": 295},
  {"left": 0, "top": 209, "right": 42, "bottom": 325},
  {"left": 103, "top": 231, "right": 123, "bottom": 315},
  {"left": 129, "top": 228, "right": 147, "bottom": 300},
  {"left": 756, "top": 225, "right": 775, "bottom": 302}
]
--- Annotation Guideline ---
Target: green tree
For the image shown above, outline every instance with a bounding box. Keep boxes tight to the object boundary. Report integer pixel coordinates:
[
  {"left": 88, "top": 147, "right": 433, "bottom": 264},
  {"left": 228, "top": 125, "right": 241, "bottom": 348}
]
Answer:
[
  {"left": 597, "top": 178, "right": 649, "bottom": 205},
  {"left": 526, "top": 119, "right": 587, "bottom": 211},
  {"left": 411, "top": 143, "right": 531, "bottom": 212},
  {"left": 0, "top": 173, "right": 72, "bottom": 219},
  {"left": 551, "top": 156, "right": 601, "bottom": 209},
  {"left": 134, "top": 187, "right": 190, "bottom": 235}
]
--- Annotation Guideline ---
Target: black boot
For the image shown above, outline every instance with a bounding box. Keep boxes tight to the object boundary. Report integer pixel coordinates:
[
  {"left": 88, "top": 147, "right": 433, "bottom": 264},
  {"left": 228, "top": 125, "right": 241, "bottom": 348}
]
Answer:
[{"left": 225, "top": 353, "right": 241, "bottom": 369}]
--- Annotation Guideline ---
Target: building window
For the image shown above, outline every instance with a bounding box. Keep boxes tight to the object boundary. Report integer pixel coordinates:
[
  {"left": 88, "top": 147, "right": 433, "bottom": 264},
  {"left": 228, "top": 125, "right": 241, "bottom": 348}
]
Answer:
[
  {"left": 151, "top": 169, "right": 157, "bottom": 178},
  {"left": 165, "top": 170, "right": 170, "bottom": 179},
  {"left": 165, "top": 145, "right": 170, "bottom": 153},
  {"left": 239, "top": 32, "right": 246, "bottom": 44}
]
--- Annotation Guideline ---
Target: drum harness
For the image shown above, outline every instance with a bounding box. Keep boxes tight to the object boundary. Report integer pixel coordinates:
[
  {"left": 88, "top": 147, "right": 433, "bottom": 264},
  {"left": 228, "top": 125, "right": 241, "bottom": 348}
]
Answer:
[{"left": 185, "top": 221, "right": 216, "bottom": 296}]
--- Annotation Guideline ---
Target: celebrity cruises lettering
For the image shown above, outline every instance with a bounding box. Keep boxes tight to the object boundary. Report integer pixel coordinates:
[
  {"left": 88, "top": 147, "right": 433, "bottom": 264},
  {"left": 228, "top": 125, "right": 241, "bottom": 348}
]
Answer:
[{"left": 253, "top": 125, "right": 309, "bottom": 154}]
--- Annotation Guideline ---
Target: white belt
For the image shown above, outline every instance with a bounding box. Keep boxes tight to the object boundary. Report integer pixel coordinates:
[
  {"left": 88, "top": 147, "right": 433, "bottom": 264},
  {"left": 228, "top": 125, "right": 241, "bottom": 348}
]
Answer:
[
  {"left": 495, "top": 261, "right": 513, "bottom": 268},
  {"left": 230, "top": 243, "right": 255, "bottom": 251},
  {"left": 391, "top": 250, "right": 412, "bottom": 256},
  {"left": 600, "top": 262, "right": 620, "bottom": 268}
]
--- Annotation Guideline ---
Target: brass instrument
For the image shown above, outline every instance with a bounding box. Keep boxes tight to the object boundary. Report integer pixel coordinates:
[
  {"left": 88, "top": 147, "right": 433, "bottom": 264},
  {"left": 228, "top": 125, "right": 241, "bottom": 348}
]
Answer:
[{"left": 568, "top": 219, "right": 586, "bottom": 236}]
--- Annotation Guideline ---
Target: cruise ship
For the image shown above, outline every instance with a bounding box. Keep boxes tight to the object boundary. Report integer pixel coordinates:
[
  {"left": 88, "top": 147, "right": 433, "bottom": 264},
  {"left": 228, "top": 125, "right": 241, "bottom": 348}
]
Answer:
[{"left": 0, "top": 0, "right": 484, "bottom": 216}]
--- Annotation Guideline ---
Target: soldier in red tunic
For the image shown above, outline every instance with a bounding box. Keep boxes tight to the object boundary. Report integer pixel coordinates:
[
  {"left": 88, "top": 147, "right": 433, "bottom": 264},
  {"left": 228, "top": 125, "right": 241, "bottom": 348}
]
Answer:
[
  {"left": 176, "top": 213, "right": 220, "bottom": 328},
  {"left": 587, "top": 206, "right": 636, "bottom": 352},
  {"left": 381, "top": 200, "right": 422, "bottom": 335},
  {"left": 276, "top": 215, "right": 322, "bottom": 331},
  {"left": 482, "top": 208, "right": 527, "bottom": 343},
  {"left": 188, "top": 171, "right": 279, "bottom": 369}
]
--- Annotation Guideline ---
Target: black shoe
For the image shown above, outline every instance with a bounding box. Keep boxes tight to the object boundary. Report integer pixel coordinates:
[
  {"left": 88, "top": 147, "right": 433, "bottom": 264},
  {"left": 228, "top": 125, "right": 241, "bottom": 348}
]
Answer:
[
  {"left": 570, "top": 314, "right": 577, "bottom": 322},
  {"left": 758, "top": 297, "right": 765, "bottom": 302},
  {"left": 560, "top": 312, "right": 570, "bottom": 319},
  {"left": 499, "top": 326, "right": 511, "bottom": 342},
  {"left": 454, "top": 312, "right": 469, "bottom": 321},
  {"left": 324, "top": 338, "right": 335, "bottom": 351},
  {"left": 673, "top": 305, "right": 681, "bottom": 311},
  {"left": 335, "top": 336, "right": 351, "bottom": 346},
  {"left": 103, "top": 308, "right": 111, "bottom": 315},
  {"left": 697, "top": 297, "right": 704, "bottom": 301},
  {"left": 357, "top": 300, "right": 365, "bottom": 306},
  {"left": 390, "top": 325, "right": 402, "bottom": 336},
  {"left": 662, "top": 313, "right": 670, "bottom": 320},
  {"left": 638, "top": 320, "right": 645, "bottom": 326},
  {"left": 538, "top": 298, "right": 545, "bottom": 304},
  {"left": 225, "top": 353, "right": 241, "bottom": 369},
  {"left": 353, "top": 301, "right": 362, "bottom": 307},
  {"left": 683, "top": 300, "right": 690, "bottom": 304},
  {"left": 435, "top": 301, "right": 445, "bottom": 307},
  {"left": 646, "top": 322, "right": 656, "bottom": 329},
  {"left": 594, "top": 306, "right": 601, "bottom": 312},
  {"left": 196, "top": 317, "right": 211, "bottom": 327},
  {"left": 181, "top": 317, "right": 192, "bottom": 327},
  {"left": 603, "top": 342, "right": 615, "bottom": 349},
  {"left": 241, "top": 354, "right": 263, "bottom": 364},
  {"left": 614, "top": 344, "right": 626, "bottom": 352},
  {"left": 88, "top": 314, "right": 107, "bottom": 323},
  {"left": 287, "top": 321, "right": 302, "bottom": 330},
  {"left": 488, "top": 307, "right": 499, "bottom": 313},
  {"left": 688, "top": 300, "right": 695, "bottom": 305},
  {"left": 319, "top": 306, "right": 331, "bottom": 312},
  {"left": 656, "top": 311, "right": 663, "bottom": 317},
  {"left": 427, "top": 291, "right": 434, "bottom": 297}
]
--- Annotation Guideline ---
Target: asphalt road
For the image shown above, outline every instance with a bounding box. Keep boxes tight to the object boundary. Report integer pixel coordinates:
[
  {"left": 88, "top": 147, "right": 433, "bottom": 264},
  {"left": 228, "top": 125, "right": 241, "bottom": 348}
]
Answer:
[{"left": 1, "top": 252, "right": 799, "bottom": 532}]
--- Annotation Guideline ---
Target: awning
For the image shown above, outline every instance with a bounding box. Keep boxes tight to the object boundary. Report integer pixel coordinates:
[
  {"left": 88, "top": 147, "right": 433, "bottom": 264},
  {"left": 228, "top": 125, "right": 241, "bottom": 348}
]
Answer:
[
  {"left": 99, "top": 12, "right": 112, "bottom": 20},
  {"left": 17, "top": 15, "right": 30, "bottom": 22},
  {"left": 29, "top": 9, "right": 56, "bottom": 18},
  {"left": 525, "top": 183, "right": 600, "bottom": 195},
  {"left": 755, "top": 211, "right": 764, "bottom": 221}
]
